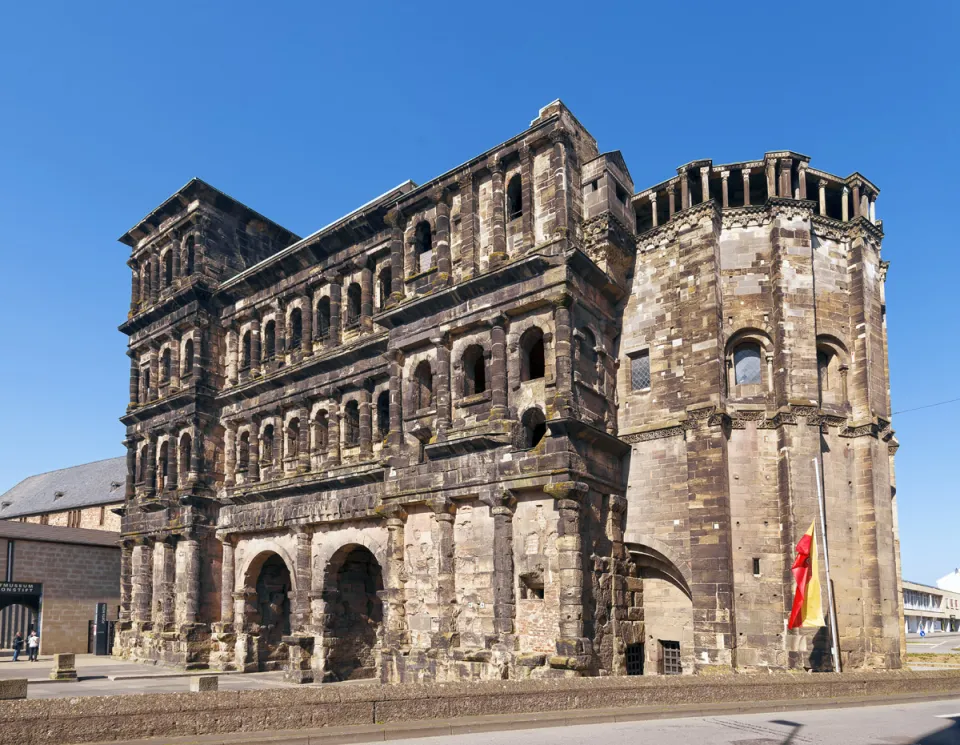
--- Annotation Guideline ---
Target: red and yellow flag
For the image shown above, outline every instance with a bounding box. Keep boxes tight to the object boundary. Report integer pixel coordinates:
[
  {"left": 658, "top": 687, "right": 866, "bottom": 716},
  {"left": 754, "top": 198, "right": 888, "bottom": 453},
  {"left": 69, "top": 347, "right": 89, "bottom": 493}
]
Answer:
[{"left": 788, "top": 520, "right": 825, "bottom": 629}]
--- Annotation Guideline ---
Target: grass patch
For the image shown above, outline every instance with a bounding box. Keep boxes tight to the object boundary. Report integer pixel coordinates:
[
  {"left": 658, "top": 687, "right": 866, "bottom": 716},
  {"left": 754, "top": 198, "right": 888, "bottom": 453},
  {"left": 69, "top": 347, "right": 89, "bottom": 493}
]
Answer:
[{"left": 906, "top": 652, "right": 960, "bottom": 664}]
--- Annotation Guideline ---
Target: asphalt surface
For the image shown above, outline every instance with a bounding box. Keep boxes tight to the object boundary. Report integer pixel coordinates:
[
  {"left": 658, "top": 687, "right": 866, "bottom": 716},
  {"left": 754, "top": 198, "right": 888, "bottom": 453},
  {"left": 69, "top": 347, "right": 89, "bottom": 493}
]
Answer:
[
  {"left": 385, "top": 698, "right": 960, "bottom": 744},
  {"left": 908, "top": 632, "right": 960, "bottom": 655}
]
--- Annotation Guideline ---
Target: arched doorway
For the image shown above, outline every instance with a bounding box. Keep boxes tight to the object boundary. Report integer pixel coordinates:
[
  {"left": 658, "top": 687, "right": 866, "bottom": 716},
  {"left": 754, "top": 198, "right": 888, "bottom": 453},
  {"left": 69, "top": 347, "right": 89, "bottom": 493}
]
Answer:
[
  {"left": 246, "top": 552, "right": 292, "bottom": 672},
  {"left": 323, "top": 545, "right": 384, "bottom": 681}
]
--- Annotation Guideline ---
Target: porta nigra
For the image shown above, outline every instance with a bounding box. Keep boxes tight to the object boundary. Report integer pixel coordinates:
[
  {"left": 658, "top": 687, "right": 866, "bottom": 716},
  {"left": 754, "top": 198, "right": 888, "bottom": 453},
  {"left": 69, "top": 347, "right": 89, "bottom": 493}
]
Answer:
[{"left": 114, "top": 101, "right": 903, "bottom": 682}]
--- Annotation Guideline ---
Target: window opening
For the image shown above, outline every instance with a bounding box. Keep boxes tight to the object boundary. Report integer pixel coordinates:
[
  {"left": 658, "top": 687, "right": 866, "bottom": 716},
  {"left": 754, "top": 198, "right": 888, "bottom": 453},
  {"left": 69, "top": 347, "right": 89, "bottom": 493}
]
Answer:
[
  {"left": 733, "top": 343, "right": 762, "bottom": 385},
  {"left": 316, "top": 297, "right": 331, "bottom": 339},
  {"left": 520, "top": 327, "right": 545, "bottom": 381},
  {"left": 659, "top": 640, "right": 681, "bottom": 675},
  {"left": 347, "top": 283, "right": 362, "bottom": 326},
  {"left": 163, "top": 252, "right": 173, "bottom": 288},
  {"left": 264, "top": 321, "right": 276, "bottom": 360},
  {"left": 521, "top": 408, "right": 547, "bottom": 449},
  {"left": 507, "top": 175, "right": 523, "bottom": 220},
  {"left": 345, "top": 401, "right": 360, "bottom": 446},
  {"left": 378, "top": 269, "right": 392, "bottom": 311},
  {"left": 519, "top": 570, "right": 544, "bottom": 600},
  {"left": 240, "top": 331, "right": 251, "bottom": 370},
  {"left": 238, "top": 431, "right": 250, "bottom": 472},
  {"left": 462, "top": 345, "right": 487, "bottom": 396},
  {"left": 752, "top": 558, "right": 761, "bottom": 576},
  {"left": 289, "top": 308, "right": 302, "bottom": 349},
  {"left": 415, "top": 221, "right": 433, "bottom": 274},
  {"left": 625, "top": 643, "right": 644, "bottom": 676},
  {"left": 182, "top": 339, "right": 194, "bottom": 377},
  {"left": 630, "top": 350, "right": 650, "bottom": 391},
  {"left": 376, "top": 390, "right": 390, "bottom": 440},
  {"left": 413, "top": 361, "right": 433, "bottom": 410}
]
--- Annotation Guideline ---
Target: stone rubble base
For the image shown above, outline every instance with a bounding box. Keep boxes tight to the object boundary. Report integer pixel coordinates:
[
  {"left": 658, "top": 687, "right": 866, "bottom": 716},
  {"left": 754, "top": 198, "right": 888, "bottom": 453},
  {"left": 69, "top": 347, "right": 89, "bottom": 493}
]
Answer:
[{"left": 1, "top": 670, "right": 959, "bottom": 745}]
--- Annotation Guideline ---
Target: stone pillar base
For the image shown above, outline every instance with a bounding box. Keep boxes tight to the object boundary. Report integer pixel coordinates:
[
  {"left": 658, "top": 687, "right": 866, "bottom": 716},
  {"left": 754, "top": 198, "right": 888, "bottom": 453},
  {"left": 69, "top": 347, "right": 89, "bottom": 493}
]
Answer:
[
  {"left": 50, "top": 653, "right": 77, "bottom": 681},
  {"left": 282, "top": 635, "right": 315, "bottom": 684}
]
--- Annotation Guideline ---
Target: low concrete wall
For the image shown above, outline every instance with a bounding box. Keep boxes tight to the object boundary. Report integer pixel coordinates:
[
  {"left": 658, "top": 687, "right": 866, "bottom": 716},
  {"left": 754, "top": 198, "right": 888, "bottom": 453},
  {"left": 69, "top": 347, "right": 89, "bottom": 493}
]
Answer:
[{"left": 2, "top": 670, "right": 960, "bottom": 745}]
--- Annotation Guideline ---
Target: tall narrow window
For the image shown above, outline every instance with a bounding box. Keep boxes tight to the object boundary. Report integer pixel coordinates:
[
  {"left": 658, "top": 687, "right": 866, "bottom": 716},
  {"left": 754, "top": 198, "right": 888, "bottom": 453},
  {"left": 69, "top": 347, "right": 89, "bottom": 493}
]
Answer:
[
  {"left": 376, "top": 390, "right": 390, "bottom": 440},
  {"left": 184, "top": 236, "right": 195, "bottom": 275},
  {"left": 415, "top": 221, "right": 433, "bottom": 273},
  {"left": 378, "top": 268, "right": 392, "bottom": 311},
  {"left": 520, "top": 327, "right": 546, "bottom": 381},
  {"left": 264, "top": 321, "right": 276, "bottom": 359},
  {"left": 157, "top": 441, "right": 168, "bottom": 492},
  {"left": 137, "top": 446, "right": 148, "bottom": 483},
  {"left": 462, "top": 345, "right": 487, "bottom": 396},
  {"left": 288, "top": 308, "right": 303, "bottom": 350},
  {"left": 507, "top": 174, "right": 523, "bottom": 220},
  {"left": 262, "top": 425, "right": 275, "bottom": 465},
  {"left": 163, "top": 251, "right": 174, "bottom": 288},
  {"left": 413, "top": 361, "right": 433, "bottom": 410},
  {"left": 520, "top": 407, "right": 547, "bottom": 449},
  {"left": 182, "top": 339, "right": 194, "bottom": 377},
  {"left": 733, "top": 342, "right": 762, "bottom": 385},
  {"left": 344, "top": 401, "right": 360, "bottom": 446},
  {"left": 316, "top": 297, "right": 331, "bottom": 339},
  {"left": 630, "top": 350, "right": 650, "bottom": 391},
  {"left": 314, "top": 411, "right": 328, "bottom": 454},
  {"left": 287, "top": 419, "right": 300, "bottom": 459},
  {"left": 659, "top": 640, "right": 681, "bottom": 675},
  {"left": 179, "top": 433, "right": 192, "bottom": 481},
  {"left": 578, "top": 329, "right": 598, "bottom": 387},
  {"left": 240, "top": 331, "right": 252, "bottom": 370},
  {"left": 347, "top": 283, "right": 362, "bottom": 326},
  {"left": 160, "top": 348, "right": 171, "bottom": 383},
  {"left": 237, "top": 431, "right": 250, "bottom": 472}
]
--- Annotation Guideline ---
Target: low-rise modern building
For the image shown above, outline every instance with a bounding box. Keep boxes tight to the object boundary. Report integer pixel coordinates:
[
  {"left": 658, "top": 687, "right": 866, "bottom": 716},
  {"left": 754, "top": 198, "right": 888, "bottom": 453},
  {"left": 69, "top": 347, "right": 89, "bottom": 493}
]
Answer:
[
  {"left": 0, "top": 521, "right": 121, "bottom": 654},
  {"left": 937, "top": 569, "right": 960, "bottom": 595},
  {"left": 902, "top": 579, "right": 960, "bottom": 634},
  {"left": 0, "top": 457, "right": 125, "bottom": 532}
]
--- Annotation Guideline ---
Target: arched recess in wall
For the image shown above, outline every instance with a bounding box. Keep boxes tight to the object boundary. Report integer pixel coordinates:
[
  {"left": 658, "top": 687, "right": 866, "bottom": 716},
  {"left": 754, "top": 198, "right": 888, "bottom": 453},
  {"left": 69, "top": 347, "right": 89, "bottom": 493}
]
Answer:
[
  {"left": 520, "top": 326, "right": 546, "bottom": 381},
  {"left": 815, "top": 334, "right": 849, "bottom": 406},
  {"left": 240, "top": 549, "right": 296, "bottom": 672},
  {"left": 506, "top": 174, "right": 523, "bottom": 220},
  {"left": 316, "top": 297, "right": 331, "bottom": 339}
]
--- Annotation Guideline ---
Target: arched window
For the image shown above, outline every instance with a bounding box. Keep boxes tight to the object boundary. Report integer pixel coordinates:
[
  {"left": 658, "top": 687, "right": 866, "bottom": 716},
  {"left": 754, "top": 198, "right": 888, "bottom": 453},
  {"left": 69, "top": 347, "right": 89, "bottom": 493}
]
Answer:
[
  {"left": 344, "top": 401, "right": 360, "bottom": 447},
  {"left": 314, "top": 410, "right": 328, "bottom": 453},
  {"left": 347, "top": 283, "right": 362, "bottom": 327},
  {"left": 520, "top": 327, "right": 546, "bottom": 381},
  {"left": 733, "top": 342, "right": 762, "bottom": 385},
  {"left": 817, "top": 348, "right": 832, "bottom": 395},
  {"left": 462, "top": 345, "right": 487, "bottom": 396},
  {"left": 376, "top": 390, "right": 390, "bottom": 440},
  {"left": 157, "top": 441, "right": 169, "bottom": 492},
  {"left": 288, "top": 308, "right": 302, "bottom": 349},
  {"left": 413, "top": 361, "right": 433, "bottom": 410},
  {"left": 240, "top": 331, "right": 251, "bottom": 370},
  {"left": 316, "top": 297, "right": 331, "bottom": 339},
  {"left": 578, "top": 329, "right": 598, "bottom": 386},
  {"left": 142, "top": 367, "right": 151, "bottom": 398},
  {"left": 162, "top": 251, "right": 173, "bottom": 288},
  {"left": 415, "top": 221, "right": 433, "bottom": 273},
  {"left": 137, "top": 446, "right": 148, "bottom": 484},
  {"left": 520, "top": 408, "right": 547, "bottom": 449},
  {"left": 179, "top": 433, "right": 192, "bottom": 481},
  {"left": 160, "top": 348, "right": 171, "bottom": 383},
  {"left": 507, "top": 174, "right": 523, "bottom": 220},
  {"left": 378, "top": 268, "right": 392, "bottom": 311},
  {"left": 287, "top": 418, "right": 300, "bottom": 459},
  {"left": 816, "top": 339, "right": 847, "bottom": 404},
  {"left": 262, "top": 425, "right": 275, "bottom": 465},
  {"left": 264, "top": 321, "right": 276, "bottom": 359},
  {"left": 237, "top": 431, "right": 250, "bottom": 472},
  {"left": 184, "top": 236, "right": 195, "bottom": 275},
  {"left": 182, "top": 338, "right": 194, "bottom": 377}
]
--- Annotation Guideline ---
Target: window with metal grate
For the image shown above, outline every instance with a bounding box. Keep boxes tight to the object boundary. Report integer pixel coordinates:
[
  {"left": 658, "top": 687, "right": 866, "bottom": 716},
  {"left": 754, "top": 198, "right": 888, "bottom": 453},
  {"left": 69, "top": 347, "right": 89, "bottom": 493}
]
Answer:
[
  {"left": 659, "top": 640, "right": 681, "bottom": 675},
  {"left": 625, "top": 642, "right": 644, "bottom": 675}
]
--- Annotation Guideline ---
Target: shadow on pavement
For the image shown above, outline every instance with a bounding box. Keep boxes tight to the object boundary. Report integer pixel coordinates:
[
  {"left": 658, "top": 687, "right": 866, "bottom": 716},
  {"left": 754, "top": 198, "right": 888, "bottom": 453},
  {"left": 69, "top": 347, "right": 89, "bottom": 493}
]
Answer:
[{"left": 911, "top": 715, "right": 960, "bottom": 744}]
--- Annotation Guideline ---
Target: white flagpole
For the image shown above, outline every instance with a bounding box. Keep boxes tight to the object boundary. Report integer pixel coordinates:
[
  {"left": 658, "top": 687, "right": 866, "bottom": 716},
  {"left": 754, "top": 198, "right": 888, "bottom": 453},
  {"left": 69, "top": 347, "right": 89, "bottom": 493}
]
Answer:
[{"left": 813, "top": 456, "right": 842, "bottom": 673}]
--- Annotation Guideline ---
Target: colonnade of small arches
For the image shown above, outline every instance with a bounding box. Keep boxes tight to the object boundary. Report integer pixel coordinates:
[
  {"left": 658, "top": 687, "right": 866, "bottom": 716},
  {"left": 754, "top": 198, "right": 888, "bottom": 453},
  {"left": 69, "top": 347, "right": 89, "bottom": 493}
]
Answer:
[
  {"left": 132, "top": 426, "right": 203, "bottom": 500},
  {"left": 129, "top": 331, "right": 202, "bottom": 406},
  {"left": 130, "top": 234, "right": 198, "bottom": 313}
]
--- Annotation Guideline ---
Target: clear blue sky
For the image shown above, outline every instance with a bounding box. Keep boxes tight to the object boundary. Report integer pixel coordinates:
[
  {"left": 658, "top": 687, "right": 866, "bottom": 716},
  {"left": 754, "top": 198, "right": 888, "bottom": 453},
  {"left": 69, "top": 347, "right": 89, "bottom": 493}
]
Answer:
[{"left": 0, "top": 2, "right": 956, "bottom": 583}]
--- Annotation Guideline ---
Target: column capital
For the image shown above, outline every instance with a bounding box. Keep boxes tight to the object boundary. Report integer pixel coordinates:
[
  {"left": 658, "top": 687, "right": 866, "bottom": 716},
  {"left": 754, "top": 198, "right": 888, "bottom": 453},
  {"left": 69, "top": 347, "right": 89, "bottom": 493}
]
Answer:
[
  {"left": 819, "top": 179, "right": 829, "bottom": 188},
  {"left": 487, "top": 154, "right": 505, "bottom": 174},
  {"left": 720, "top": 170, "right": 730, "bottom": 180},
  {"left": 378, "top": 502, "right": 408, "bottom": 522},
  {"left": 429, "top": 331, "right": 450, "bottom": 348},
  {"left": 457, "top": 171, "right": 473, "bottom": 190},
  {"left": 742, "top": 168, "right": 751, "bottom": 177},
  {"left": 544, "top": 480, "right": 589, "bottom": 501},
  {"left": 551, "top": 293, "right": 574, "bottom": 310}
]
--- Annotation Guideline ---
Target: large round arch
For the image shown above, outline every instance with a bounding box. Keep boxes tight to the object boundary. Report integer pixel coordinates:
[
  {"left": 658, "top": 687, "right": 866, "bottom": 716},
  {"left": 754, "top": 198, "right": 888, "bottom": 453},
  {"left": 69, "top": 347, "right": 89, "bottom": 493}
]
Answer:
[
  {"left": 242, "top": 550, "right": 294, "bottom": 672},
  {"left": 320, "top": 543, "right": 384, "bottom": 681}
]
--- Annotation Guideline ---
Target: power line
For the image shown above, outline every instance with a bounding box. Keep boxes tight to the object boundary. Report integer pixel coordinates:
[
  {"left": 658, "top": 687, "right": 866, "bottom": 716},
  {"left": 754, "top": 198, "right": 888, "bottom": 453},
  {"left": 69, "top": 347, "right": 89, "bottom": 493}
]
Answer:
[{"left": 892, "top": 397, "right": 960, "bottom": 416}]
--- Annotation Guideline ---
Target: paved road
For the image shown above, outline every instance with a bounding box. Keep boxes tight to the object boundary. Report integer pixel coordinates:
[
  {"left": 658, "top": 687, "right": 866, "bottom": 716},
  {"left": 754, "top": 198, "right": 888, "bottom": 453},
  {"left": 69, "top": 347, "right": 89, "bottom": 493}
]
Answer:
[
  {"left": 388, "top": 699, "right": 960, "bottom": 745},
  {"left": 908, "top": 632, "right": 960, "bottom": 655}
]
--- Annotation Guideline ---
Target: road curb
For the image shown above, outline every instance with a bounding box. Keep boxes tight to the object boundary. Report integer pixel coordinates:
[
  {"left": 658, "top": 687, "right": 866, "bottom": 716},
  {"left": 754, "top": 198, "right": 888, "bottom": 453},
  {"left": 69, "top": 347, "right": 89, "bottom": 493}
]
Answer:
[{"left": 84, "top": 689, "right": 960, "bottom": 745}]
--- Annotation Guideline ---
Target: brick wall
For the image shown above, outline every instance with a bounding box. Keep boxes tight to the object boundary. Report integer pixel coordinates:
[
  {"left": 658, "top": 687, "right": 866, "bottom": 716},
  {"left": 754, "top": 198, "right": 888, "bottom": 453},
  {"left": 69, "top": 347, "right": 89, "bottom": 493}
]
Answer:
[{"left": 17, "top": 503, "right": 122, "bottom": 532}]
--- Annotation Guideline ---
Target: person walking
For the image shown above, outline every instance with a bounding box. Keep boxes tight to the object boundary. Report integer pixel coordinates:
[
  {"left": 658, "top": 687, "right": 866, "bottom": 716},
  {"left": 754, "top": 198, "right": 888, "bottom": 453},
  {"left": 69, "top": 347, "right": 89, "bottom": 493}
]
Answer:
[
  {"left": 26, "top": 630, "right": 39, "bottom": 662},
  {"left": 11, "top": 632, "right": 23, "bottom": 662}
]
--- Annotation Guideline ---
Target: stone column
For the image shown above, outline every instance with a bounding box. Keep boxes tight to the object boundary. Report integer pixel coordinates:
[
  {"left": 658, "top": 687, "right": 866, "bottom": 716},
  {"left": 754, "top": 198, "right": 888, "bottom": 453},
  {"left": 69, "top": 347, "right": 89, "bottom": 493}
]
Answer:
[
  {"left": 742, "top": 169, "right": 751, "bottom": 206},
  {"left": 148, "top": 259, "right": 159, "bottom": 304},
  {"left": 779, "top": 158, "right": 792, "bottom": 197},
  {"left": 301, "top": 294, "right": 313, "bottom": 355},
  {"left": 550, "top": 129, "right": 571, "bottom": 236},
  {"left": 328, "top": 398, "right": 341, "bottom": 466},
  {"left": 434, "top": 192, "right": 452, "bottom": 284},
  {"left": 700, "top": 166, "right": 710, "bottom": 204},
  {"left": 129, "top": 355, "right": 139, "bottom": 407},
  {"left": 552, "top": 294, "right": 574, "bottom": 418},
  {"left": 124, "top": 438, "right": 136, "bottom": 500},
  {"left": 432, "top": 334, "right": 451, "bottom": 436},
  {"left": 165, "top": 432, "right": 178, "bottom": 491},
  {"left": 386, "top": 351, "right": 403, "bottom": 450},
  {"left": 119, "top": 540, "right": 134, "bottom": 622},
  {"left": 189, "top": 421, "right": 203, "bottom": 482},
  {"left": 360, "top": 264, "right": 373, "bottom": 332},
  {"left": 490, "top": 492, "right": 516, "bottom": 637},
  {"left": 327, "top": 277, "right": 341, "bottom": 348},
  {"left": 852, "top": 181, "right": 862, "bottom": 218},
  {"left": 181, "top": 534, "right": 201, "bottom": 625},
  {"left": 129, "top": 265, "right": 139, "bottom": 313},
  {"left": 490, "top": 159, "right": 507, "bottom": 264},
  {"left": 220, "top": 536, "right": 235, "bottom": 628},
  {"left": 383, "top": 506, "right": 408, "bottom": 647},
  {"left": 133, "top": 538, "right": 154, "bottom": 624},
  {"left": 819, "top": 180, "right": 828, "bottom": 216},
  {"left": 385, "top": 209, "right": 404, "bottom": 304},
  {"left": 870, "top": 196, "right": 877, "bottom": 223},
  {"left": 649, "top": 192, "right": 658, "bottom": 227},
  {"left": 250, "top": 318, "right": 262, "bottom": 376},
  {"left": 359, "top": 385, "right": 373, "bottom": 459},
  {"left": 248, "top": 418, "right": 260, "bottom": 482},
  {"left": 798, "top": 164, "right": 807, "bottom": 199},
  {"left": 191, "top": 331, "right": 203, "bottom": 382},
  {"left": 292, "top": 528, "right": 312, "bottom": 633},
  {"left": 842, "top": 187, "right": 850, "bottom": 221},
  {"left": 765, "top": 159, "right": 776, "bottom": 199},
  {"left": 224, "top": 421, "right": 236, "bottom": 487},
  {"left": 294, "top": 406, "right": 308, "bottom": 471},
  {"left": 148, "top": 351, "right": 159, "bottom": 400},
  {"left": 545, "top": 482, "right": 588, "bottom": 666},
  {"left": 720, "top": 171, "right": 729, "bottom": 208},
  {"left": 432, "top": 501, "right": 456, "bottom": 636},
  {"left": 519, "top": 143, "right": 535, "bottom": 246},
  {"left": 680, "top": 170, "right": 690, "bottom": 210},
  {"left": 226, "top": 328, "right": 238, "bottom": 386},
  {"left": 160, "top": 537, "right": 177, "bottom": 627},
  {"left": 458, "top": 172, "right": 477, "bottom": 279},
  {"left": 667, "top": 182, "right": 676, "bottom": 217},
  {"left": 489, "top": 316, "right": 508, "bottom": 419},
  {"left": 145, "top": 435, "right": 157, "bottom": 497}
]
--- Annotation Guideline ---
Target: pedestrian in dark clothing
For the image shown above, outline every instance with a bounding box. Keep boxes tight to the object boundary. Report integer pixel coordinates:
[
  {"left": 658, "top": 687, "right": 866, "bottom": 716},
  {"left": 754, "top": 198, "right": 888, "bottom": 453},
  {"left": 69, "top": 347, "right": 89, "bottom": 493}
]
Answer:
[{"left": 12, "top": 632, "right": 23, "bottom": 662}]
